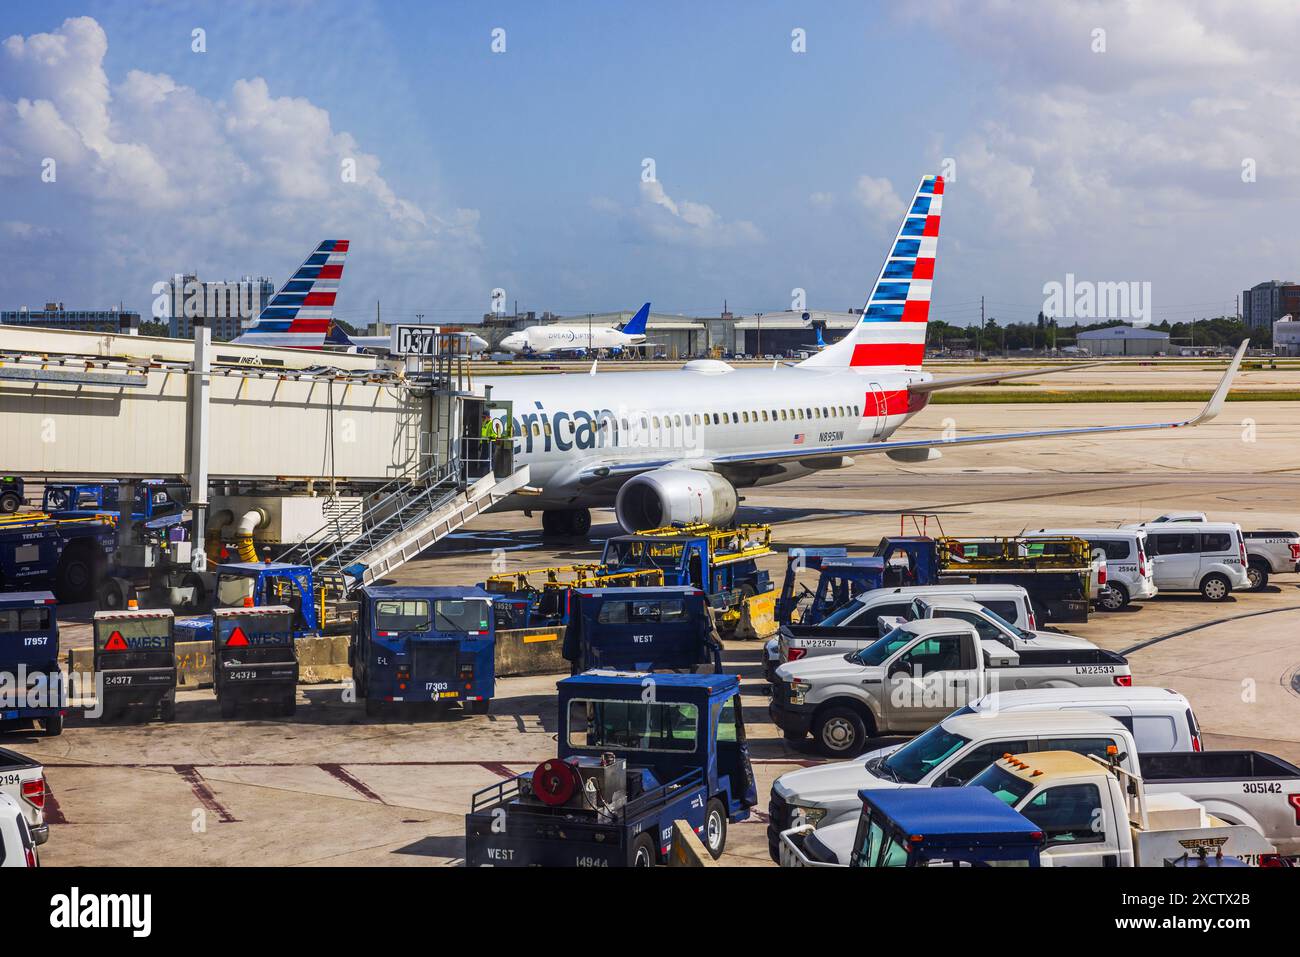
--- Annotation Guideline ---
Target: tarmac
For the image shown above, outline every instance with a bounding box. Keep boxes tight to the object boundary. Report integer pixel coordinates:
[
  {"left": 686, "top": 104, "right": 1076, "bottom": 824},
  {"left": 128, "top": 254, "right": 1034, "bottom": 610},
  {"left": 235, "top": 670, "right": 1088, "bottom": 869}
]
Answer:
[{"left": 25, "top": 388, "right": 1300, "bottom": 867}]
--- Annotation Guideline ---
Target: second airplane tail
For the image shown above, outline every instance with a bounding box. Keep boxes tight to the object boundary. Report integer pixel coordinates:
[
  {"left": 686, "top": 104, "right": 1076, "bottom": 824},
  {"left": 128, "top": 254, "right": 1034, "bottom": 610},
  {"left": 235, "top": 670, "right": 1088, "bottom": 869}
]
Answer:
[
  {"left": 798, "top": 175, "right": 942, "bottom": 371},
  {"left": 233, "top": 240, "right": 349, "bottom": 349}
]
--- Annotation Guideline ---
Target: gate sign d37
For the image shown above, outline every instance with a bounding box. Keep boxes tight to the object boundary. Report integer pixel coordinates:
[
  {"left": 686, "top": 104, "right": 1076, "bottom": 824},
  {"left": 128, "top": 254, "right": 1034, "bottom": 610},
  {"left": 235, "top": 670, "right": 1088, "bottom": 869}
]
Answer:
[{"left": 390, "top": 324, "right": 441, "bottom": 357}]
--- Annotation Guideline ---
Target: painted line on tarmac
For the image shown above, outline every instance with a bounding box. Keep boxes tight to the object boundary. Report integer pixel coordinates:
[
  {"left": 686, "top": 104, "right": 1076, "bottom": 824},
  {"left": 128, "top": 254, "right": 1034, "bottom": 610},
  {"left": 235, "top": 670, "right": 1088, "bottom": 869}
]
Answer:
[
  {"left": 319, "top": 763, "right": 387, "bottom": 804},
  {"left": 173, "top": 764, "right": 240, "bottom": 823},
  {"left": 1121, "top": 605, "right": 1300, "bottom": 656}
]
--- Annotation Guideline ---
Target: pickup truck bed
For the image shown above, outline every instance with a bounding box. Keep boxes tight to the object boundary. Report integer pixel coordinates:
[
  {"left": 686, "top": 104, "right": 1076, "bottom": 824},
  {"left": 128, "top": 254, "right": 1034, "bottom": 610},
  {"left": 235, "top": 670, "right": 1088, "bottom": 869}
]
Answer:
[
  {"left": 1140, "top": 750, "right": 1300, "bottom": 781},
  {"left": 1139, "top": 751, "right": 1300, "bottom": 857},
  {"left": 0, "top": 746, "right": 46, "bottom": 846}
]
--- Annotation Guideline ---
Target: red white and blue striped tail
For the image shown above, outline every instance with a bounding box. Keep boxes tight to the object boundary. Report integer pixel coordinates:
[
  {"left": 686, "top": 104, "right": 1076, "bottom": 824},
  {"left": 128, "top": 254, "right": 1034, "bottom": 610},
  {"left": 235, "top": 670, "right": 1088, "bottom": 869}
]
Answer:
[
  {"left": 232, "top": 240, "right": 349, "bottom": 349},
  {"left": 798, "top": 175, "right": 942, "bottom": 370}
]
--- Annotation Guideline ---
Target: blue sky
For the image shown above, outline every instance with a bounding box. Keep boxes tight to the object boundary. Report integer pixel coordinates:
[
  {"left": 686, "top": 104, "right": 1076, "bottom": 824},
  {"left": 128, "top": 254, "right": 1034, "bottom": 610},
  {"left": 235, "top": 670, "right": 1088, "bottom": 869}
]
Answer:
[{"left": 0, "top": 1, "right": 1294, "bottom": 329}]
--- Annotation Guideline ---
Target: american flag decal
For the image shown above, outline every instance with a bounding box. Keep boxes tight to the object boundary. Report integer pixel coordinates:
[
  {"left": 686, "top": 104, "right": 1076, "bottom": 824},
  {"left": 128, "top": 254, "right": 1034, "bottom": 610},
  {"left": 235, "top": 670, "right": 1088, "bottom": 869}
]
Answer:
[{"left": 793, "top": 433, "right": 805, "bottom": 445}]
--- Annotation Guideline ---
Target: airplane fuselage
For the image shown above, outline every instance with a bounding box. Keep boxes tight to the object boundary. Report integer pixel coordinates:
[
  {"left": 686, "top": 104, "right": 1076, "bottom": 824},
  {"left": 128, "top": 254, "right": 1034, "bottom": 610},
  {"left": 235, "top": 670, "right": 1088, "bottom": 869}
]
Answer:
[
  {"left": 479, "top": 362, "right": 930, "bottom": 509},
  {"left": 500, "top": 325, "right": 646, "bottom": 354}
]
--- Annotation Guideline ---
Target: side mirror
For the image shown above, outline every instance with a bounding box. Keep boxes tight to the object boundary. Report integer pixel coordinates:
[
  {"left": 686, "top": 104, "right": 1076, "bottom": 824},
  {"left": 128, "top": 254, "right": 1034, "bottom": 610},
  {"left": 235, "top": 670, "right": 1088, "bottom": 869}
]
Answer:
[{"left": 888, "top": 659, "right": 912, "bottom": 679}]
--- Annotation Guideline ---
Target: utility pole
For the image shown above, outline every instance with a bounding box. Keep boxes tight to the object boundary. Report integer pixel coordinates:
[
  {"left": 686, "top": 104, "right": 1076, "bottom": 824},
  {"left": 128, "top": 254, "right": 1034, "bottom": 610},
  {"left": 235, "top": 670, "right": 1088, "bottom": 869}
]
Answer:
[{"left": 979, "top": 296, "right": 985, "bottom": 358}]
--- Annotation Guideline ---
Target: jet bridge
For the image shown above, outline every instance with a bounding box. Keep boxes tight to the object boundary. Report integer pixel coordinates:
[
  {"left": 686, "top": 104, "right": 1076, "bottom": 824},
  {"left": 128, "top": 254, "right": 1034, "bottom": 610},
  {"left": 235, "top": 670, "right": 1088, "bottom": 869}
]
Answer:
[
  {"left": 0, "top": 325, "right": 434, "bottom": 482},
  {"left": 0, "top": 325, "right": 526, "bottom": 591}
]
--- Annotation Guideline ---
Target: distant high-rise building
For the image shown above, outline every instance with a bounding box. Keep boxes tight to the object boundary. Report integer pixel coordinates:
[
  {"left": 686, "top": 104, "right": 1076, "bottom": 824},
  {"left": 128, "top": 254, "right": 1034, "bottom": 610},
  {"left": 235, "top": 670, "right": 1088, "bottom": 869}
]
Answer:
[
  {"left": 1242, "top": 280, "right": 1300, "bottom": 332},
  {"left": 166, "top": 274, "right": 275, "bottom": 340},
  {"left": 1, "top": 302, "right": 139, "bottom": 334}
]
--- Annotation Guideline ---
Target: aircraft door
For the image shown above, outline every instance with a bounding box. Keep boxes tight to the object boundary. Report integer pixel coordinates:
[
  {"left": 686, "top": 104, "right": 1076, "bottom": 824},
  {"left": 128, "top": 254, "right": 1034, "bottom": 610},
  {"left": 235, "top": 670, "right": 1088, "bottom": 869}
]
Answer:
[{"left": 868, "top": 382, "right": 888, "bottom": 439}]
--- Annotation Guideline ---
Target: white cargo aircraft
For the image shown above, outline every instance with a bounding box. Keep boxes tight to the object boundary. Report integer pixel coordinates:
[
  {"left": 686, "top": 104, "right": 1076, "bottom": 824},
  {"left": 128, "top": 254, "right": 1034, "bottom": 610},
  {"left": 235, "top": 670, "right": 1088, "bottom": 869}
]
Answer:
[
  {"left": 498, "top": 303, "right": 650, "bottom": 355},
  {"left": 478, "top": 174, "right": 1246, "bottom": 536}
]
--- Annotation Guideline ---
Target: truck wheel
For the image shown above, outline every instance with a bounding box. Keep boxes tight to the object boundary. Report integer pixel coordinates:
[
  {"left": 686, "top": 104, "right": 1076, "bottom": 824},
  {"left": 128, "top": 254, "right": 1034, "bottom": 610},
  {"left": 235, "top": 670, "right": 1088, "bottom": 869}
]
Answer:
[
  {"left": 98, "top": 576, "right": 131, "bottom": 611},
  {"left": 55, "top": 543, "right": 99, "bottom": 603},
  {"left": 43, "top": 713, "right": 64, "bottom": 737},
  {"left": 278, "top": 697, "right": 297, "bottom": 718},
  {"left": 629, "top": 832, "right": 656, "bottom": 867},
  {"left": 1246, "top": 560, "right": 1269, "bottom": 591},
  {"left": 0, "top": 491, "right": 19, "bottom": 513},
  {"left": 1097, "top": 583, "right": 1128, "bottom": 611},
  {"left": 159, "top": 695, "right": 176, "bottom": 723},
  {"left": 365, "top": 697, "right": 382, "bottom": 718},
  {"left": 1200, "top": 573, "right": 1231, "bottom": 602},
  {"left": 703, "top": 798, "right": 728, "bottom": 860},
  {"left": 813, "top": 706, "right": 869, "bottom": 757},
  {"left": 219, "top": 697, "right": 237, "bottom": 719}
]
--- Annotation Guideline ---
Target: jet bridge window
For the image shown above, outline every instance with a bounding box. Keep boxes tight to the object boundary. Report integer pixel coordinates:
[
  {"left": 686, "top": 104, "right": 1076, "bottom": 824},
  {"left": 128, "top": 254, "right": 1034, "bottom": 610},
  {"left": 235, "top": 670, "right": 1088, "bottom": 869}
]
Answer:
[{"left": 567, "top": 699, "right": 698, "bottom": 753}]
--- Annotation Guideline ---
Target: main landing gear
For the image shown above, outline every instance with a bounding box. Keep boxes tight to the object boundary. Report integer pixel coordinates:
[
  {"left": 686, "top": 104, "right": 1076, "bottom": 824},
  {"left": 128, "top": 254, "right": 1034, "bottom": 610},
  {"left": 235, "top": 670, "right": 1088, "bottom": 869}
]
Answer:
[{"left": 541, "top": 508, "right": 592, "bottom": 538}]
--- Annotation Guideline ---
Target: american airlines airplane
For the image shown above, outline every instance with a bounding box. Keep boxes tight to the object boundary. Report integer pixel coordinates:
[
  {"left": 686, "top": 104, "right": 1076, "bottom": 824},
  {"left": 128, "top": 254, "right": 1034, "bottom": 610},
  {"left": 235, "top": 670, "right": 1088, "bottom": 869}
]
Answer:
[
  {"left": 497, "top": 302, "right": 650, "bottom": 355},
  {"left": 232, "top": 240, "right": 487, "bottom": 354},
  {"left": 479, "top": 174, "right": 1246, "bottom": 537}
]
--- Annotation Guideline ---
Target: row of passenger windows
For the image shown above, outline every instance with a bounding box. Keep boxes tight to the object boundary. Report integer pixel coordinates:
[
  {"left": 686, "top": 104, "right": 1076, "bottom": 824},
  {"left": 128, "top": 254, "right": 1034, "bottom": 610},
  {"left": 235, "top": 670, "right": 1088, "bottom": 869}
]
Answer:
[{"left": 524, "top": 403, "right": 863, "bottom": 438}]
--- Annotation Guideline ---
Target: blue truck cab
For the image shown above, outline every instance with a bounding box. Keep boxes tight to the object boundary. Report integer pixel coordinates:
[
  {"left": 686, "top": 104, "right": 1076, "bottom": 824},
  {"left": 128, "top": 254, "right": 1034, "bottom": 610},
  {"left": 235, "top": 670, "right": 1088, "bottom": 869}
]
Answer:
[
  {"left": 0, "top": 513, "right": 116, "bottom": 603},
  {"left": 599, "top": 525, "right": 774, "bottom": 636},
  {"left": 848, "top": 787, "right": 1045, "bottom": 868},
  {"left": 176, "top": 562, "right": 322, "bottom": 643},
  {"left": 43, "top": 482, "right": 183, "bottom": 529},
  {"left": 466, "top": 671, "right": 757, "bottom": 866},
  {"left": 351, "top": 586, "right": 495, "bottom": 717},
  {"left": 562, "top": 586, "right": 722, "bottom": 674},
  {"left": 0, "top": 592, "right": 65, "bottom": 736}
]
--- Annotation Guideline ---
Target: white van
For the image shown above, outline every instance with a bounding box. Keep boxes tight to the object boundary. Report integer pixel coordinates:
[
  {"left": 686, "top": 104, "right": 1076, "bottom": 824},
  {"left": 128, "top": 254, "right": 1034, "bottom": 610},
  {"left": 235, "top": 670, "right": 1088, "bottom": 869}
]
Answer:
[
  {"left": 762, "top": 583, "right": 1038, "bottom": 679},
  {"left": 1024, "top": 527, "right": 1157, "bottom": 611},
  {"left": 1141, "top": 521, "right": 1250, "bottom": 600}
]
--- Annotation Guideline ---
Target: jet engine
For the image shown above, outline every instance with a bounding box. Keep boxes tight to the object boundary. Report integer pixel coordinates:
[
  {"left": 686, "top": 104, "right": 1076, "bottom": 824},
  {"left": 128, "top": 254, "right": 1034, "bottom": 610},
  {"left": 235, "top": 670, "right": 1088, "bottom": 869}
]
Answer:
[{"left": 614, "top": 468, "right": 738, "bottom": 531}]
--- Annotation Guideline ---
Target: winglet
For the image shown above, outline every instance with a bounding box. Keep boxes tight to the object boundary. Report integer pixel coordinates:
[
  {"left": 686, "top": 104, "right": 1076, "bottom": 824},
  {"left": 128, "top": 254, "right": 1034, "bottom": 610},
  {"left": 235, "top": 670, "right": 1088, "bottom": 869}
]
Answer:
[
  {"left": 1186, "top": 339, "right": 1248, "bottom": 426},
  {"left": 621, "top": 302, "right": 651, "bottom": 336}
]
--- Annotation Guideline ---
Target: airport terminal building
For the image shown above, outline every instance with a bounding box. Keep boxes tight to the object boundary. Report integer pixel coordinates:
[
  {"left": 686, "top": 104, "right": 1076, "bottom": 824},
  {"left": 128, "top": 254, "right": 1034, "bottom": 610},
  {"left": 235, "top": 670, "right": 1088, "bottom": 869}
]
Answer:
[{"left": 1076, "top": 325, "right": 1170, "bottom": 356}]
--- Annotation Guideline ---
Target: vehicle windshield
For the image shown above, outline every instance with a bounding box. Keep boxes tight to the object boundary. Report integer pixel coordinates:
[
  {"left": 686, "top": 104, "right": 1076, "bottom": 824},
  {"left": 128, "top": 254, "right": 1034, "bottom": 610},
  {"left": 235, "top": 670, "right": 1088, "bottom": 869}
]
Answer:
[
  {"left": 375, "top": 599, "right": 430, "bottom": 632},
  {"left": 567, "top": 698, "right": 698, "bottom": 752},
  {"left": 0, "top": 607, "right": 51, "bottom": 633},
  {"left": 850, "top": 626, "right": 917, "bottom": 666},
  {"left": 820, "top": 598, "right": 865, "bottom": 626},
  {"left": 880, "top": 722, "right": 971, "bottom": 784},
  {"left": 216, "top": 573, "right": 255, "bottom": 608},
  {"left": 980, "top": 606, "right": 1033, "bottom": 640},
  {"left": 603, "top": 539, "right": 686, "bottom": 572},
  {"left": 382, "top": 598, "right": 493, "bottom": 633},
  {"left": 966, "top": 764, "right": 1035, "bottom": 806}
]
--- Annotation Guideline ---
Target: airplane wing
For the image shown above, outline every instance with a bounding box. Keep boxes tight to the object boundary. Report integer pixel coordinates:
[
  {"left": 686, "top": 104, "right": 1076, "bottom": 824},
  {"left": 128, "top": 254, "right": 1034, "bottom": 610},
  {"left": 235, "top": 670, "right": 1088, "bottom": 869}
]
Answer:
[
  {"left": 574, "top": 341, "right": 1246, "bottom": 482},
  {"left": 907, "top": 360, "right": 1106, "bottom": 393}
]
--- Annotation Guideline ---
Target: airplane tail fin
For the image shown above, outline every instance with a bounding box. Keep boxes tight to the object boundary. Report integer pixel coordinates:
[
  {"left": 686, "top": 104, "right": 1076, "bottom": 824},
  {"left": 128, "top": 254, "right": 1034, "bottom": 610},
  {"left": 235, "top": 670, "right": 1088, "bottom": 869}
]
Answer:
[
  {"left": 621, "top": 301, "right": 651, "bottom": 336},
  {"left": 324, "top": 321, "right": 355, "bottom": 347},
  {"left": 235, "top": 240, "right": 349, "bottom": 348},
  {"left": 798, "top": 175, "right": 942, "bottom": 370}
]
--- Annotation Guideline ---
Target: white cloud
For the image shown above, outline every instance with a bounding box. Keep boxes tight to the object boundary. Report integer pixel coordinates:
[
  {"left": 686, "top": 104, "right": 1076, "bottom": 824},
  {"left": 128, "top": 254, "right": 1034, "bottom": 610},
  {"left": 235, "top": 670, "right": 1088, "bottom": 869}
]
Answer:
[
  {"left": 852, "top": 175, "right": 906, "bottom": 223},
  {"left": 0, "top": 16, "right": 482, "bottom": 314},
  {"left": 596, "top": 178, "right": 762, "bottom": 248}
]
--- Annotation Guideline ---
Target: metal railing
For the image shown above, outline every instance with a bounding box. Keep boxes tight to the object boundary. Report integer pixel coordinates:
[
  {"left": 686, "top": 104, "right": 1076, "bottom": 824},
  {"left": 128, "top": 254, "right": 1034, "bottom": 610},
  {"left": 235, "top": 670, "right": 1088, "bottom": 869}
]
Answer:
[{"left": 280, "top": 460, "right": 465, "bottom": 571}]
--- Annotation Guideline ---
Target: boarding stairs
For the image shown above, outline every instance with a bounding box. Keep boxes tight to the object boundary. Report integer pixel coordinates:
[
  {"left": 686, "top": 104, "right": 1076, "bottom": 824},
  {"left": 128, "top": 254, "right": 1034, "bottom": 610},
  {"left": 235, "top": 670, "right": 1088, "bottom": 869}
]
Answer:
[{"left": 280, "top": 461, "right": 530, "bottom": 586}]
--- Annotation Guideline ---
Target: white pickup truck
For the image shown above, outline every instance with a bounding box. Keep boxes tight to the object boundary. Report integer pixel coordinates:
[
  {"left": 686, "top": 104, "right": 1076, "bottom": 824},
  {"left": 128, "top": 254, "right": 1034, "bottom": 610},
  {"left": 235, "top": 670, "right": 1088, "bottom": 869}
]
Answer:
[
  {"left": 780, "top": 750, "right": 1282, "bottom": 868},
  {"left": 1125, "top": 513, "right": 1300, "bottom": 590},
  {"left": 768, "top": 711, "right": 1300, "bottom": 861},
  {"left": 0, "top": 746, "right": 47, "bottom": 846},
  {"left": 770, "top": 618, "right": 1131, "bottom": 757},
  {"left": 775, "top": 595, "right": 1097, "bottom": 677}
]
